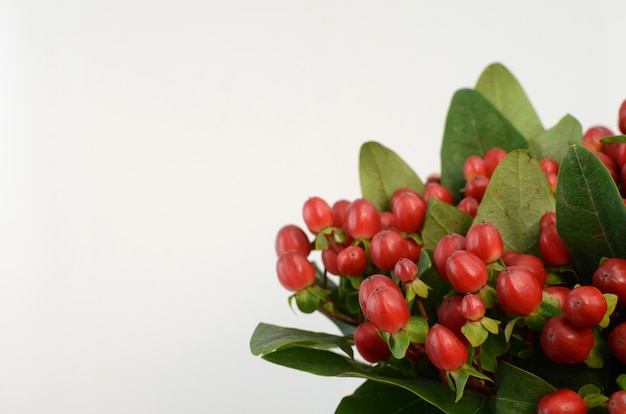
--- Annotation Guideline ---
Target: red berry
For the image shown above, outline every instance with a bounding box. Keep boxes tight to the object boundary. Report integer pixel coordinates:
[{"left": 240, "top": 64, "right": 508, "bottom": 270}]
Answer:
[
  {"left": 363, "top": 284, "right": 410, "bottom": 333},
  {"left": 336, "top": 245, "right": 368, "bottom": 277},
  {"left": 563, "top": 285, "right": 607, "bottom": 329},
  {"left": 583, "top": 125, "right": 614, "bottom": 152},
  {"left": 619, "top": 99, "right": 626, "bottom": 135},
  {"left": 321, "top": 247, "right": 341, "bottom": 275},
  {"left": 540, "top": 315, "right": 594, "bottom": 364},
  {"left": 543, "top": 286, "right": 571, "bottom": 311},
  {"left": 344, "top": 198, "right": 381, "bottom": 240},
  {"left": 276, "top": 250, "right": 316, "bottom": 292},
  {"left": 502, "top": 253, "right": 548, "bottom": 287},
  {"left": 539, "top": 224, "right": 571, "bottom": 267},
  {"left": 437, "top": 295, "right": 467, "bottom": 340},
  {"left": 354, "top": 322, "right": 391, "bottom": 363},
  {"left": 394, "top": 257, "right": 418, "bottom": 282},
  {"left": 390, "top": 187, "right": 420, "bottom": 210},
  {"left": 460, "top": 294, "right": 486, "bottom": 321},
  {"left": 539, "top": 157, "right": 559, "bottom": 176},
  {"left": 540, "top": 211, "right": 557, "bottom": 231},
  {"left": 379, "top": 211, "right": 396, "bottom": 229},
  {"left": 358, "top": 274, "right": 399, "bottom": 314},
  {"left": 424, "top": 182, "right": 454, "bottom": 204},
  {"left": 457, "top": 196, "right": 479, "bottom": 217},
  {"left": 592, "top": 257, "right": 626, "bottom": 306},
  {"left": 302, "top": 196, "right": 334, "bottom": 234},
  {"left": 392, "top": 192, "right": 427, "bottom": 233},
  {"left": 331, "top": 199, "right": 351, "bottom": 229},
  {"left": 275, "top": 224, "right": 311, "bottom": 257},
  {"left": 369, "top": 229, "right": 410, "bottom": 272},
  {"left": 496, "top": 266, "right": 543, "bottom": 315},
  {"left": 465, "top": 221, "right": 504, "bottom": 263},
  {"left": 463, "top": 155, "right": 487, "bottom": 180},
  {"left": 608, "top": 321, "right": 626, "bottom": 364},
  {"left": 608, "top": 390, "right": 626, "bottom": 414},
  {"left": 536, "top": 388, "right": 586, "bottom": 414},
  {"left": 483, "top": 147, "right": 508, "bottom": 177},
  {"left": 424, "top": 324, "right": 469, "bottom": 372},
  {"left": 464, "top": 175, "right": 490, "bottom": 202},
  {"left": 546, "top": 171, "right": 558, "bottom": 193},
  {"left": 405, "top": 237, "right": 423, "bottom": 262},
  {"left": 445, "top": 250, "right": 488, "bottom": 294},
  {"left": 594, "top": 150, "right": 619, "bottom": 183},
  {"left": 433, "top": 233, "right": 466, "bottom": 280}
]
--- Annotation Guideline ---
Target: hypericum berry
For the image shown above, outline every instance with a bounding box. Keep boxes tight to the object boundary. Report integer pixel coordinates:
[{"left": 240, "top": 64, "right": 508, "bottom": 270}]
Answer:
[
  {"left": 380, "top": 211, "right": 396, "bottom": 229},
  {"left": 619, "top": 99, "right": 626, "bottom": 135},
  {"left": 275, "top": 224, "right": 311, "bottom": 257},
  {"left": 392, "top": 191, "right": 427, "bottom": 233},
  {"left": 463, "top": 155, "right": 487, "bottom": 180},
  {"left": 483, "top": 147, "right": 507, "bottom": 177},
  {"left": 594, "top": 150, "right": 619, "bottom": 183},
  {"left": 394, "top": 257, "right": 418, "bottom": 282},
  {"left": 539, "top": 157, "right": 559, "bottom": 176},
  {"left": 369, "top": 229, "right": 410, "bottom": 272},
  {"left": 445, "top": 250, "right": 488, "bottom": 294},
  {"left": 276, "top": 250, "right": 316, "bottom": 292},
  {"left": 539, "top": 211, "right": 557, "bottom": 231},
  {"left": 433, "top": 233, "right": 466, "bottom": 280},
  {"left": 336, "top": 245, "right": 368, "bottom": 277},
  {"left": 460, "top": 294, "right": 486, "bottom": 321},
  {"left": 536, "top": 388, "right": 586, "bottom": 414},
  {"left": 465, "top": 221, "right": 504, "bottom": 263},
  {"left": 302, "top": 196, "right": 334, "bottom": 234},
  {"left": 563, "top": 285, "right": 607, "bottom": 329},
  {"left": 390, "top": 187, "right": 420, "bottom": 210},
  {"left": 496, "top": 266, "right": 543, "bottom": 316},
  {"left": 362, "top": 283, "right": 410, "bottom": 333},
  {"left": 405, "top": 237, "right": 423, "bottom": 262},
  {"left": 539, "top": 224, "right": 572, "bottom": 267},
  {"left": 456, "top": 196, "right": 479, "bottom": 217},
  {"left": 608, "top": 390, "right": 626, "bottom": 414},
  {"left": 344, "top": 198, "right": 381, "bottom": 240},
  {"left": 543, "top": 286, "right": 571, "bottom": 310},
  {"left": 424, "top": 324, "right": 469, "bottom": 372},
  {"left": 331, "top": 199, "right": 351, "bottom": 229},
  {"left": 464, "top": 175, "right": 490, "bottom": 202},
  {"left": 592, "top": 257, "right": 626, "bottom": 306},
  {"left": 608, "top": 321, "right": 626, "bottom": 364},
  {"left": 358, "top": 274, "right": 399, "bottom": 314},
  {"left": 540, "top": 315, "right": 594, "bottom": 364},
  {"left": 423, "top": 182, "right": 454, "bottom": 204},
  {"left": 437, "top": 295, "right": 467, "bottom": 340},
  {"left": 546, "top": 172, "right": 558, "bottom": 193},
  {"left": 583, "top": 125, "right": 614, "bottom": 152},
  {"left": 502, "top": 252, "right": 548, "bottom": 287},
  {"left": 354, "top": 322, "right": 391, "bottom": 364},
  {"left": 321, "top": 247, "right": 341, "bottom": 275}
]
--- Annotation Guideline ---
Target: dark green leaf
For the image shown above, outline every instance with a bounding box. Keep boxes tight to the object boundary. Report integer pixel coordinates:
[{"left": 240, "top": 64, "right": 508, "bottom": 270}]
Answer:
[
  {"left": 250, "top": 322, "right": 353, "bottom": 358},
  {"left": 474, "top": 150, "right": 555, "bottom": 255},
  {"left": 556, "top": 144, "right": 626, "bottom": 281},
  {"left": 475, "top": 62, "right": 544, "bottom": 140},
  {"left": 422, "top": 198, "right": 473, "bottom": 250},
  {"left": 527, "top": 114, "right": 582, "bottom": 162},
  {"left": 493, "top": 362, "right": 556, "bottom": 413},
  {"left": 440, "top": 88, "right": 528, "bottom": 202},
  {"left": 600, "top": 135, "right": 626, "bottom": 144},
  {"left": 359, "top": 141, "right": 424, "bottom": 211}
]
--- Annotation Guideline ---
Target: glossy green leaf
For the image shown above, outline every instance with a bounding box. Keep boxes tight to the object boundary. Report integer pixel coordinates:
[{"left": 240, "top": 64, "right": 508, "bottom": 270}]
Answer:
[
  {"left": 556, "top": 145, "right": 626, "bottom": 281},
  {"left": 336, "top": 381, "right": 445, "bottom": 414},
  {"left": 359, "top": 141, "right": 424, "bottom": 211},
  {"left": 493, "top": 362, "right": 556, "bottom": 413},
  {"left": 527, "top": 114, "right": 582, "bottom": 162},
  {"left": 600, "top": 135, "right": 626, "bottom": 144},
  {"left": 475, "top": 63, "right": 544, "bottom": 140},
  {"left": 474, "top": 150, "right": 555, "bottom": 255},
  {"left": 440, "top": 88, "right": 528, "bottom": 202},
  {"left": 422, "top": 198, "right": 473, "bottom": 250}
]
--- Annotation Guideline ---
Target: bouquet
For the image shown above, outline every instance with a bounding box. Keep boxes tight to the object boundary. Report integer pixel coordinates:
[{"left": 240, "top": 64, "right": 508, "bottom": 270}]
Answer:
[{"left": 250, "top": 63, "right": 626, "bottom": 413}]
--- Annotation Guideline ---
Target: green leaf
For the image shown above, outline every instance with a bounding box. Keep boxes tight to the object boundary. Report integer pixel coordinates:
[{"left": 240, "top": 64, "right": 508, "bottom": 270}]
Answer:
[
  {"left": 359, "top": 141, "right": 424, "bottom": 211},
  {"left": 600, "top": 135, "right": 626, "bottom": 144},
  {"left": 616, "top": 374, "right": 626, "bottom": 390},
  {"left": 404, "top": 316, "right": 429, "bottom": 344},
  {"left": 583, "top": 393, "right": 609, "bottom": 408},
  {"left": 599, "top": 293, "right": 618, "bottom": 328},
  {"left": 388, "top": 329, "right": 411, "bottom": 359},
  {"left": 493, "top": 362, "right": 556, "bottom": 414},
  {"left": 461, "top": 321, "right": 488, "bottom": 347},
  {"left": 336, "top": 381, "right": 445, "bottom": 414},
  {"left": 474, "top": 150, "right": 555, "bottom": 255},
  {"left": 527, "top": 114, "right": 582, "bottom": 162},
  {"left": 480, "top": 330, "right": 509, "bottom": 373},
  {"left": 422, "top": 198, "right": 473, "bottom": 250},
  {"left": 578, "top": 383, "right": 602, "bottom": 398},
  {"left": 440, "top": 88, "right": 528, "bottom": 202},
  {"left": 249, "top": 322, "right": 353, "bottom": 358},
  {"left": 556, "top": 144, "right": 626, "bottom": 281},
  {"left": 475, "top": 62, "right": 544, "bottom": 140}
]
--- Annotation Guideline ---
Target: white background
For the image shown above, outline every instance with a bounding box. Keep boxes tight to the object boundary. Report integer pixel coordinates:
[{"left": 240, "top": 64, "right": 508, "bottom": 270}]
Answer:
[{"left": 1, "top": 1, "right": 626, "bottom": 413}]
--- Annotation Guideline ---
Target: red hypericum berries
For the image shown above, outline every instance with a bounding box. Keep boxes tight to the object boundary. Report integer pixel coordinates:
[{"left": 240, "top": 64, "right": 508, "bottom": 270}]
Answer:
[
  {"left": 423, "top": 182, "right": 454, "bottom": 204},
  {"left": 539, "top": 157, "right": 559, "bottom": 176},
  {"left": 608, "top": 390, "right": 626, "bottom": 414},
  {"left": 302, "top": 196, "right": 334, "bottom": 234},
  {"left": 539, "top": 224, "right": 572, "bottom": 267},
  {"left": 424, "top": 324, "right": 469, "bottom": 372},
  {"left": 394, "top": 257, "right": 418, "bottom": 283},
  {"left": 369, "top": 229, "right": 410, "bottom": 272},
  {"left": 463, "top": 155, "right": 487, "bottom": 180},
  {"left": 460, "top": 294, "right": 486, "bottom": 321},
  {"left": 437, "top": 295, "right": 467, "bottom": 340},
  {"left": 358, "top": 274, "right": 399, "bottom": 314},
  {"left": 344, "top": 198, "right": 381, "bottom": 240},
  {"left": 583, "top": 125, "right": 614, "bottom": 152},
  {"left": 336, "top": 245, "right": 368, "bottom": 277},
  {"left": 540, "top": 315, "right": 594, "bottom": 364},
  {"left": 362, "top": 282, "right": 410, "bottom": 333},
  {"left": 540, "top": 211, "right": 557, "bottom": 231},
  {"left": 563, "top": 285, "right": 607, "bottom": 329},
  {"left": 483, "top": 147, "right": 508, "bottom": 177},
  {"left": 433, "top": 233, "right": 466, "bottom": 280},
  {"left": 608, "top": 321, "right": 626, "bottom": 364},
  {"left": 496, "top": 266, "right": 543, "bottom": 316},
  {"left": 275, "top": 224, "right": 311, "bottom": 257},
  {"left": 390, "top": 187, "right": 420, "bottom": 210},
  {"left": 380, "top": 211, "right": 396, "bottom": 229},
  {"left": 536, "top": 388, "right": 586, "bottom": 414},
  {"left": 392, "top": 191, "right": 427, "bottom": 233},
  {"left": 457, "top": 196, "right": 479, "bottom": 217},
  {"left": 276, "top": 250, "right": 316, "bottom": 292},
  {"left": 464, "top": 175, "right": 490, "bottom": 202},
  {"left": 619, "top": 99, "right": 626, "bottom": 135},
  {"left": 445, "top": 250, "right": 488, "bottom": 294},
  {"left": 465, "top": 221, "right": 504, "bottom": 263},
  {"left": 594, "top": 150, "right": 619, "bottom": 183},
  {"left": 543, "top": 286, "right": 571, "bottom": 310},
  {"left": 331, "top": 199, "right": 351, "bottom": 229},
  {"left": 502, "top": 253, "right": 548, "bottom": 287},
  {"left": 405, "top": 237, "right": 423, "bottom": 262},
  {"left": 354, "top": 322, "right": 391, "bottom": 363},
  {"left": 592, "top": 257, "right": 626, "bottom": 306},
  {"left": 321, "top": 248, "right": 341, "bottom": 275}
]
